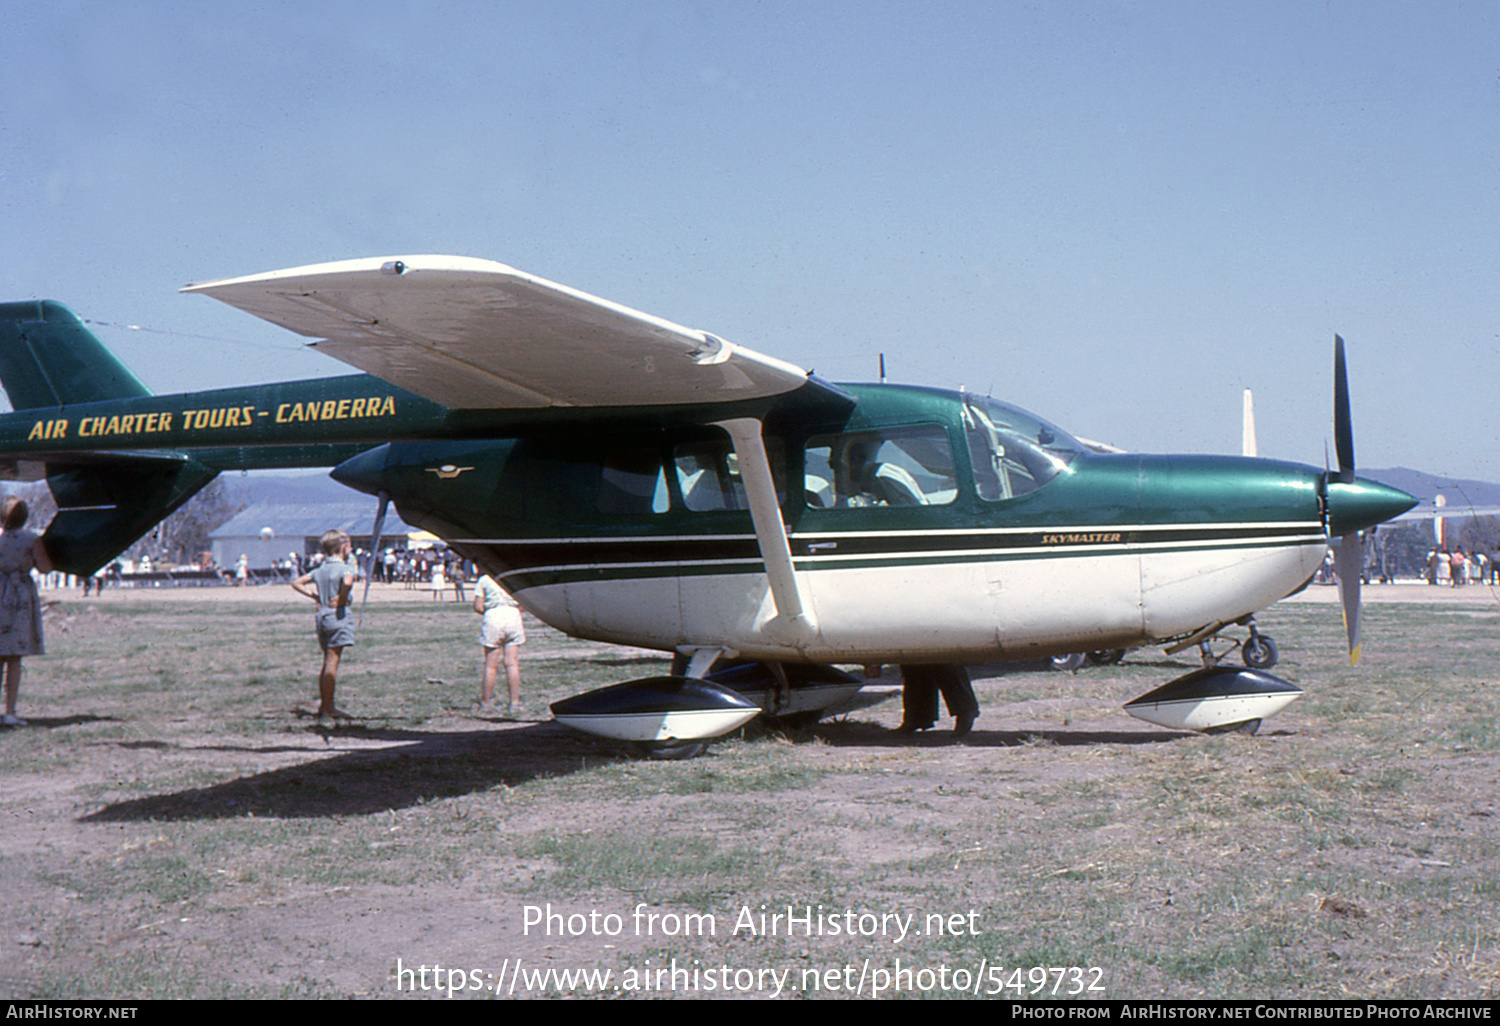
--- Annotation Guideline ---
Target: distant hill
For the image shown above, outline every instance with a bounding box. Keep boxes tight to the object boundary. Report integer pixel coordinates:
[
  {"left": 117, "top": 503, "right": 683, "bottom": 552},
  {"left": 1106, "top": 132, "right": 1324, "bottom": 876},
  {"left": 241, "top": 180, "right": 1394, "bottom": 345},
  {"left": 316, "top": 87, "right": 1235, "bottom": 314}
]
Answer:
[
  {"left": 1363, "top": 467, "right": 1500, "bottom": 510},
  {"left": 223, "top": 469, "right": 356, "bottom": 508}
]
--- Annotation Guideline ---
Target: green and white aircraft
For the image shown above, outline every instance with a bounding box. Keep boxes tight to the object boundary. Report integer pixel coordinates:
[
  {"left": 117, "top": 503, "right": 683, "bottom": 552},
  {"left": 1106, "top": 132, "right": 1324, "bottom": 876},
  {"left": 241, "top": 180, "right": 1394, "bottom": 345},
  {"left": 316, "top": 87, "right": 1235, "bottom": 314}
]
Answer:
[{"left": 0, "top": 256, "right": 1415, "bottom": 740}]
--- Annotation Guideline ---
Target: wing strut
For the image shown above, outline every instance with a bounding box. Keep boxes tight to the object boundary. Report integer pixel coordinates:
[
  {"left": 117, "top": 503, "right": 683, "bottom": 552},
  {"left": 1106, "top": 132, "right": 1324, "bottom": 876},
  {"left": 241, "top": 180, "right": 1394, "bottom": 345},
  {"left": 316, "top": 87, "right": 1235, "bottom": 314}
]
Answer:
[{"left": 714, "top": 417, "right": 818, "bottom": 642}]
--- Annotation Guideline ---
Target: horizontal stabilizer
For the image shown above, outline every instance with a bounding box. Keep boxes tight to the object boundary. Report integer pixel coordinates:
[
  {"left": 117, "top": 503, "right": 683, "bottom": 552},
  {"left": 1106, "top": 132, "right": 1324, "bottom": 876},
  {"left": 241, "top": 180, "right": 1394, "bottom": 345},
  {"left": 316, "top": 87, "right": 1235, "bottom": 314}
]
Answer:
[
  {"left": 44, "top": 456, "right": 217, "bottom": 576},
  {"left": 0, "top": 447, "right": 189, "bottom": 483}
]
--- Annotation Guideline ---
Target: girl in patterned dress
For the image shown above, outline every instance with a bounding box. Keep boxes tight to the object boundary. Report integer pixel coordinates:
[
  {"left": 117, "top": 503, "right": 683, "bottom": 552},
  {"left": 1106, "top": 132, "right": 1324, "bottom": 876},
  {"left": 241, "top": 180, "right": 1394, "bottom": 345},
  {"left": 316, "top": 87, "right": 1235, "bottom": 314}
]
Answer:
[{"left": 0, "top": 497, "right": 51, "bottom": 726}]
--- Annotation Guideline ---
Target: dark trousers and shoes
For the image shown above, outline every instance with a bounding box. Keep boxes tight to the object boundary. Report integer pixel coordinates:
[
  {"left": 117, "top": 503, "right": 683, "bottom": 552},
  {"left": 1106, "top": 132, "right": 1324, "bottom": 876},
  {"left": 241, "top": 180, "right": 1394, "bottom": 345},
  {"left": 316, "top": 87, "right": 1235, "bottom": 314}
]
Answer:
[{"left": 897, "top": 664, "right": 979, "bottom": 735}]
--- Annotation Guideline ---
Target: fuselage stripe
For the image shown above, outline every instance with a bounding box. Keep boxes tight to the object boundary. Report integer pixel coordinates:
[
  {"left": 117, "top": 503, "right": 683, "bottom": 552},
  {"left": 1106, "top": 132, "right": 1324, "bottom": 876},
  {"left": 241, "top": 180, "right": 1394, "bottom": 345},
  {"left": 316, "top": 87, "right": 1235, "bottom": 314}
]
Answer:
[
  {"left": 461, "top": 525, "right": 1328, "bottom": 579},
  {"left": 450, "top": 521, "right": 1322, "bottom": 547},
  {"left": 492, "top": 535, "right": 1329, "bottom": 591}
]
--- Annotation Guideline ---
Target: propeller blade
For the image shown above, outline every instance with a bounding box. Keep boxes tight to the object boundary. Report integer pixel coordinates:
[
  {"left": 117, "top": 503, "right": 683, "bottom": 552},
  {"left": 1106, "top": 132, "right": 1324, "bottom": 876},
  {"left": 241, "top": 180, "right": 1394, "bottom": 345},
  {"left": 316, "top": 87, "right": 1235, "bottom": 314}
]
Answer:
[
  {"left": 1334, "top": 533, "right": 1364, "bottom": 665},
  {"left": 1333, "top": 335, "right": 1354, "bottom": 483},
  {"left": 360, "top": 491, "right": 390, "bottom": 620}
]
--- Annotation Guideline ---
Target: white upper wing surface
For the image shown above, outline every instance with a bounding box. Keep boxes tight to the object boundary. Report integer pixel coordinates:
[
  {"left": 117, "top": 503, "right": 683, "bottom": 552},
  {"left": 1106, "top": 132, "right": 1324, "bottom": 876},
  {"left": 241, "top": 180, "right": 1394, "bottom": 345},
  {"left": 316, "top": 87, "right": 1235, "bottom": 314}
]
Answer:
[{"left": 183, "top": 256, "right": 810, "bottom": 410}]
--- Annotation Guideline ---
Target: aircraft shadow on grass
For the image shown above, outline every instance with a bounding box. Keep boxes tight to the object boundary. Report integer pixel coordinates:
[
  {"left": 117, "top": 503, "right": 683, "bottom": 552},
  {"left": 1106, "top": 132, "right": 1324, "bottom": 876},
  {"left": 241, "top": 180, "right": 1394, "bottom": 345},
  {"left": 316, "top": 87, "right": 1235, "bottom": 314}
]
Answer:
[
  {"left": 3, "top": 714, "right": 119, "bottom": 730},
  {"left": 814, "top": 720, "right": 1193, "bottom": 749},
  {"left": 80, "top": 722, "right": 619, "bottom": 822},
  {"left": 78, "top": 715, "right": 1200, "bottom": 823}
]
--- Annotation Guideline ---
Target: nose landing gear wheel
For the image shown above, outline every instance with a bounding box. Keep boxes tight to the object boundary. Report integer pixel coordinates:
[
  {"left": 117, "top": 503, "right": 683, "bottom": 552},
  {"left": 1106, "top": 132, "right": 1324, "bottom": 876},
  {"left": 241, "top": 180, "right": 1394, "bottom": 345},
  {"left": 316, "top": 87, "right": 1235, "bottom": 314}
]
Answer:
[{"left": 1241, "top": 634, "right": 1279, "bottom": 670}]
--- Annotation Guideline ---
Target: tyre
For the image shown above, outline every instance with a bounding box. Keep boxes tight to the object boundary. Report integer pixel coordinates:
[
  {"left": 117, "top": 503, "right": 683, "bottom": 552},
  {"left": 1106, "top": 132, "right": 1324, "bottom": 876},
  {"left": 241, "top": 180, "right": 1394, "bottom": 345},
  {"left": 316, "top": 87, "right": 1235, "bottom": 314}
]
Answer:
[
  {"left": 1204, "top": 718, "right": 1261, "bottom": 736},
  {"left": 636, "top": 740, "right": 710, "bottom": 761},
  {"left": 1087, "top": 649, "right": 1127, "bottom": 666},
  {"left": 1241, "top": 635, "right": 1279, "bottom": 669},
  {"left": 1050, "top": 652, "right": 1087, "bottom": 672}
]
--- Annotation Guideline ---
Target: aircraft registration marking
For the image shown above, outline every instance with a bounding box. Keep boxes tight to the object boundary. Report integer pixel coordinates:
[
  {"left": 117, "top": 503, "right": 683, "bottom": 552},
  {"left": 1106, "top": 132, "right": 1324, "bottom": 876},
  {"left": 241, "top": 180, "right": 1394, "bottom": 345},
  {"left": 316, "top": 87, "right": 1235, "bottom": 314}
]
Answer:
[{"left": 25, "top": 395, "right": 399, "bottom": 442}]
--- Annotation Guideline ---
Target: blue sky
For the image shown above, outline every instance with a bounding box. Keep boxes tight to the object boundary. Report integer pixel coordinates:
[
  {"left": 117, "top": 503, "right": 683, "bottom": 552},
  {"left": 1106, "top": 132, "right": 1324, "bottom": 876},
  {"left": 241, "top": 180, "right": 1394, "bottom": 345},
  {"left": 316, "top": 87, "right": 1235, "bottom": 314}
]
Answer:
[{"left": 3, "top": 1, "right": 1496, "bottom": 478}]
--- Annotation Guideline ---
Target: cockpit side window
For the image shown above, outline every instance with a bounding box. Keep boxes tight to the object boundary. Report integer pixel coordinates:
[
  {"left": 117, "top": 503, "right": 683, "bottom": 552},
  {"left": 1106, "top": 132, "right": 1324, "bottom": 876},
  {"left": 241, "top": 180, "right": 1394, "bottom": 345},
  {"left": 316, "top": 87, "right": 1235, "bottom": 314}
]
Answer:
[
  {"left": 962, "top": 397, "right": 1080, "bottom": 501},
  {"left": 598, "top": 447, "right": 670, "bottom": 515},
  {"left": 804, "top": 426, "right": 957, "bottom": 509}
]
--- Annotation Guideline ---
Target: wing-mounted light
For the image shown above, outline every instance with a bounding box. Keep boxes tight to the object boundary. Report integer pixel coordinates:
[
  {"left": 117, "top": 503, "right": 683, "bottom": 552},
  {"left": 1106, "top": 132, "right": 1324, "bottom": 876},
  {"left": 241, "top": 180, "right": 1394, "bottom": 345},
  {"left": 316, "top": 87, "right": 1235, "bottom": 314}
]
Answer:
[{"left": 690, "top": 332, "right": 734, "bottom": 366}]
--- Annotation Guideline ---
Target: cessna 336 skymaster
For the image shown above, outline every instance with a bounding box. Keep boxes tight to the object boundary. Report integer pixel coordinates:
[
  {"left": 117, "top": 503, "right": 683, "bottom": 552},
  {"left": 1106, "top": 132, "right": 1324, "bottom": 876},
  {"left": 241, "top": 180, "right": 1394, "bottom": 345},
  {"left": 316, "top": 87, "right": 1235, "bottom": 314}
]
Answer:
[{"left": 0, "top": 256, "right": 1414, "bottom": 748}]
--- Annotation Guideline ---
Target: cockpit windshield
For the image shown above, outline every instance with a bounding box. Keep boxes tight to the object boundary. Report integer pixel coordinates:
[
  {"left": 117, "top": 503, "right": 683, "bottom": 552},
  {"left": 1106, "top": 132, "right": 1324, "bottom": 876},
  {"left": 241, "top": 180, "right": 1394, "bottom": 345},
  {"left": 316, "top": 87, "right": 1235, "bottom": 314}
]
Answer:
[{"left": 961, "top": 395, "right": 1082, "bottom": 501}]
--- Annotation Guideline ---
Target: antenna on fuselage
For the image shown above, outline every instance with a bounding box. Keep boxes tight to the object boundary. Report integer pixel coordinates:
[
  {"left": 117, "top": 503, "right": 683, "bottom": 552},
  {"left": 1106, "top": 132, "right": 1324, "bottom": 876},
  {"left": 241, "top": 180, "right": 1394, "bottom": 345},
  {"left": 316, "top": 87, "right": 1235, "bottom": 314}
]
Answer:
[{"left": 879, "top": 353, "right": 886, "bottom": 383}]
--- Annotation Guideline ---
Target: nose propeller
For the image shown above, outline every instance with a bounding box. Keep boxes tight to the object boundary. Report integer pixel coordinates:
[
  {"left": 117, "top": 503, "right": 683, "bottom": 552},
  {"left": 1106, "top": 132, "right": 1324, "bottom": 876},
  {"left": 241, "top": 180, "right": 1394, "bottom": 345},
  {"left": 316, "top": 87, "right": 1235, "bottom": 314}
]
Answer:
[
  {"left": 1331, "top": 336, "right": 1363, "bottom": 664},
  {"left": 1321, "top": 336, "right": 1415, "bottom": 664},
  {"left": 1333, "top": 336, "right": 1354, "bottom": 485}
]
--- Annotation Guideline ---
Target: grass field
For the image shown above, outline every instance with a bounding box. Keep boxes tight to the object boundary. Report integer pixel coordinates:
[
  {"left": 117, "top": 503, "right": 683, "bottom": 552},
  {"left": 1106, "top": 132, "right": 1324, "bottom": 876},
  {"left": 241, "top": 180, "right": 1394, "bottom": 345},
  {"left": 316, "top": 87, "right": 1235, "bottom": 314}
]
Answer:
[{"left": 0, "top": 584, "right": 1496, "bottom": 999}]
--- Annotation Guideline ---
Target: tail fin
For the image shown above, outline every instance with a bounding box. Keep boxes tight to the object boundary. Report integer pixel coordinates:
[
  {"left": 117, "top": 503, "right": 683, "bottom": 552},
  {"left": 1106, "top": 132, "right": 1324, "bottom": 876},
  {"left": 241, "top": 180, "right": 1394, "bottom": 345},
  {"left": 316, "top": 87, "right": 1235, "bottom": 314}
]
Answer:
[
  {"left": 0, "top": 302, "right": 215, "bottom": 575},
  {"left": 0, "top": 301, "right": 152, "bottom": 408}
]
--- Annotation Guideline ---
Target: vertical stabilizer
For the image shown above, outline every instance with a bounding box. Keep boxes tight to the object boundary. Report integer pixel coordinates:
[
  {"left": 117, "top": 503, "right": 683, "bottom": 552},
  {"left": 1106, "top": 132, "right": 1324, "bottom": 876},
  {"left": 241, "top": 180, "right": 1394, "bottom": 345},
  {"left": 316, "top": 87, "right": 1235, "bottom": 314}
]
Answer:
[
  {"left": 0, "top": 301, "right": 210, "bottom": 575},
  {"left": 0, "top": 301, "right": 152, "bottom": 408}
]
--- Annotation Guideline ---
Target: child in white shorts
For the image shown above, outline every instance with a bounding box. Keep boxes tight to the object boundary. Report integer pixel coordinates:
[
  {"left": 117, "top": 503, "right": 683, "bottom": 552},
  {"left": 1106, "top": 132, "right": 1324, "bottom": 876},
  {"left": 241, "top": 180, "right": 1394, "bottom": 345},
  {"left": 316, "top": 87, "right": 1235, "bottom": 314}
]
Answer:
[{"left": 474, "top": 573, "right": 524, "bottom": 717}]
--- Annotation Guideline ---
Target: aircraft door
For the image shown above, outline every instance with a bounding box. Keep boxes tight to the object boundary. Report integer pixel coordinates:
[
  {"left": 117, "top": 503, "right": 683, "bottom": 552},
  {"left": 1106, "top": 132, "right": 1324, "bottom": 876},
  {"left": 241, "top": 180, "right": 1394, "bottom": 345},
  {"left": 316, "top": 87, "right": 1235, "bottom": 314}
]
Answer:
[
  {"left": 554, "top": 441, "right": 686, "bottom": 649},
  {"left": 959, "top": 401, "right": 1147, "bottom": 656}
]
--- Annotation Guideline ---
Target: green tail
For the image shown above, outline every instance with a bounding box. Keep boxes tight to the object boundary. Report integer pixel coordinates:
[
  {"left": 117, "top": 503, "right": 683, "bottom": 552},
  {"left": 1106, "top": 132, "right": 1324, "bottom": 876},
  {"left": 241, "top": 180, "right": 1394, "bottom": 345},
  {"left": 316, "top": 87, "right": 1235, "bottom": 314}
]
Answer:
[
  {"left": 0, "top": 301, "right": 216, "bottom": 575},
  {"left": 0, "top": 301, "right": 152, "bottom": 409}
]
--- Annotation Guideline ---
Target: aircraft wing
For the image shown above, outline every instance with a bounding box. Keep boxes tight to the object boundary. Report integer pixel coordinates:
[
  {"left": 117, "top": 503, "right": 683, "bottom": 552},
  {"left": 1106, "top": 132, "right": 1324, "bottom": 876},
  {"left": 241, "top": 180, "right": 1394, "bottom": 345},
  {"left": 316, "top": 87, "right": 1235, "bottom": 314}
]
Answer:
[{"left": 183, "top": 256, "right": 812, "bottom": 410}]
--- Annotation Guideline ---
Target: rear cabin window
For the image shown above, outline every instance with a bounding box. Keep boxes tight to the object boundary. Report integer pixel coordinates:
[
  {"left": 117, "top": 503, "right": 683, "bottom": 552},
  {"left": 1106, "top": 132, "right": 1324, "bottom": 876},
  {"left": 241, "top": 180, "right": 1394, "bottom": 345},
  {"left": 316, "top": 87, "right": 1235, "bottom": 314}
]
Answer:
[
  {"left": 804, "top": 426, "right": 957, "bottom": 508},
  {"left": 673, "top": 439, "right": 786, "bottom": 512},
  {"left": 598, "top": 448, "right": 670, "bottom": 515}
]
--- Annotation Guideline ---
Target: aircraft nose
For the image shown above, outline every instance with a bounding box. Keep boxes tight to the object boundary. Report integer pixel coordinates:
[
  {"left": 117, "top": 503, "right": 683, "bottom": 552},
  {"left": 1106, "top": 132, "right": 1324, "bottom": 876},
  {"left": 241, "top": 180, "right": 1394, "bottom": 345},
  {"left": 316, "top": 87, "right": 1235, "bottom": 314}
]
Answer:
[{"left": 1324, "top": 477, "right": 1417, "bottom": 536}]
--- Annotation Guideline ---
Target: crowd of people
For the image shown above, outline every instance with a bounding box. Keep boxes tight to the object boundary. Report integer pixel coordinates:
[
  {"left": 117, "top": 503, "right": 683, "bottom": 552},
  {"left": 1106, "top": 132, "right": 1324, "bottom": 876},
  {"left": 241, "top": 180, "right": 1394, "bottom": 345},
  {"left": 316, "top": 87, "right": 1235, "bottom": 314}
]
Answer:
[{"left": 1425, "top": 548, "right": 1499, "bottom": 586}]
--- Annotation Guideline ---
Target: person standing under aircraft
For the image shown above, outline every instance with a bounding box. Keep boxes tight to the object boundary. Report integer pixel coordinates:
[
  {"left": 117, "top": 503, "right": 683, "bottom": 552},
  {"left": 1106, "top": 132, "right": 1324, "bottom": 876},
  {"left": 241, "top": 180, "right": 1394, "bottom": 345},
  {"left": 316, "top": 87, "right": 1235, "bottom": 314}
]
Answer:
[
  {"left": 0, "top": 498, "right": 51, "bottom": 726},
  {"left": 473, "top": 573, "right": 525, "bottom": 718},
  {"left": 897, "top": 664, "right": 979, "bottom": 736},
  {"left": 291, "top": 529, "right": 358, "bottom": 720}
]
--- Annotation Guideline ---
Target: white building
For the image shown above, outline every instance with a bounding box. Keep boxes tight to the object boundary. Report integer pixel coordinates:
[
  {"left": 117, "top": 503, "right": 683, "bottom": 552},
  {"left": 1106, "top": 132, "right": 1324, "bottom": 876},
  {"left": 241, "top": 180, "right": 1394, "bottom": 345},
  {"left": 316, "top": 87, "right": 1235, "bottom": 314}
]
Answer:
[{"left": 209, "top": 502, "right": 420, "bottom": 571}]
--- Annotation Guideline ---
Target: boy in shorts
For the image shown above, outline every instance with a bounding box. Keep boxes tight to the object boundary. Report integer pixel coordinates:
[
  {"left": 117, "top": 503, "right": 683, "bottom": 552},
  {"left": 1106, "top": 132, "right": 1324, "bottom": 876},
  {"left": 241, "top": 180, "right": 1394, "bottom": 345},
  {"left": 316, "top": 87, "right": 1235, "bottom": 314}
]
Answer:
[
  {"left": 473, "top": 573, "right": 525, "bottom": 717},
  {"left": 291, "top": 530, "right": 358, "bottom": 719}
]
